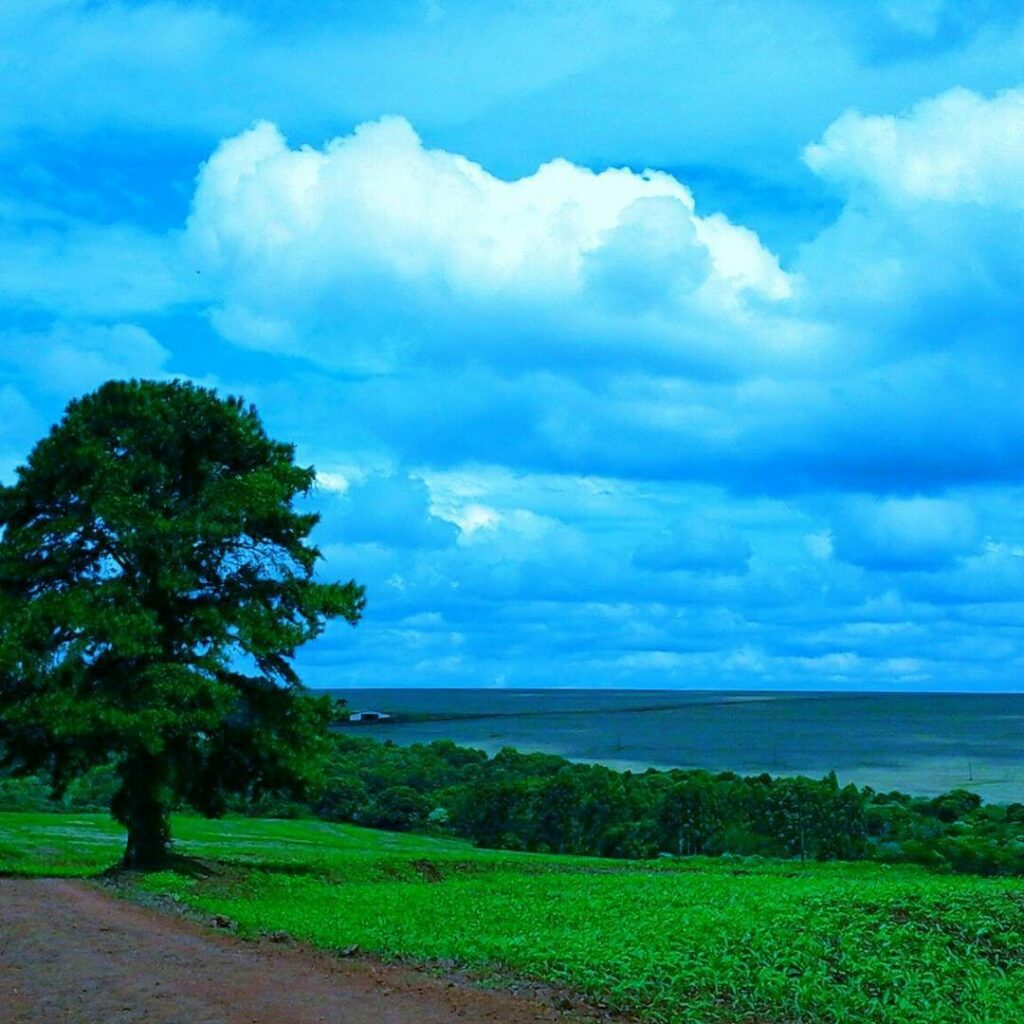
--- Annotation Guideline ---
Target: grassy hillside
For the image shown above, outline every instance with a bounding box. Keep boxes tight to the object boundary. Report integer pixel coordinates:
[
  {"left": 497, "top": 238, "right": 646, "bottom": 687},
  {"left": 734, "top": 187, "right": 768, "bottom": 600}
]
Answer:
[{"left": 3, "top": 811, "right": 1024, "bottom": 1024}]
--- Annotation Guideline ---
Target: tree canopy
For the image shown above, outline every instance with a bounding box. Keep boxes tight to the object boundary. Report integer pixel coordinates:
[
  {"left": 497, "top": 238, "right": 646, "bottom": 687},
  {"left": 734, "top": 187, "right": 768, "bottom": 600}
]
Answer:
[{"left": 0, "top": 379, "right": 364, "bottom": 867}]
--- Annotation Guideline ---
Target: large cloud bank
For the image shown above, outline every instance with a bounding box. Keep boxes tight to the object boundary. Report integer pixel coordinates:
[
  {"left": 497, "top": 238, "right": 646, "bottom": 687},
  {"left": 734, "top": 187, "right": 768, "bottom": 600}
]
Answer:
[
  {"left": 9, "top": 77, "right": 1024, "bottom": 690},
  {"left": 172, "top": 88, "right": 1024, "bottom": 689},
  {"left": 179, "top": 91, "right": 1024, "bottom": 498}
]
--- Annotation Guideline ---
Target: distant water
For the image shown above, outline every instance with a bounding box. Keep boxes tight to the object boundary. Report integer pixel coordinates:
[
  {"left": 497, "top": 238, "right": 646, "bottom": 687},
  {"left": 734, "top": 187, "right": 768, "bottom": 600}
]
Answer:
[{"left": 327, "top": 689, "right": 1024, "bottom": 803}]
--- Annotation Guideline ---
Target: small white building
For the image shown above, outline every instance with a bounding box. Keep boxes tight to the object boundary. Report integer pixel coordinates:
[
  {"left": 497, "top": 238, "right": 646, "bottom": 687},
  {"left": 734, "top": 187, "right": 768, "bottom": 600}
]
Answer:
[{"left": 349, "top": 710, "right": 393, "bottom": 723}]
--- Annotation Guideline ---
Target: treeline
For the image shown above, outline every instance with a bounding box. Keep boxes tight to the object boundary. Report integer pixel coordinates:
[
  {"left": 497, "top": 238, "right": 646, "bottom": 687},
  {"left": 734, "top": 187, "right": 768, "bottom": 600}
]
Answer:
[
  {"left": 311, "top": 736, "right": 1024, "bottom": 874},
  {"left": 319, "top": 739, "right": 870, "bottom": 861},
  {"left": 3, "top": 734, "right": 1024, "bottom": 875}
]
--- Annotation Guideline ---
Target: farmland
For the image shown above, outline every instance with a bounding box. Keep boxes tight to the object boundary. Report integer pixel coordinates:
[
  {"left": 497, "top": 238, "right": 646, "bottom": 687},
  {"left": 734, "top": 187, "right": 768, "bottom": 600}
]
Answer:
[{"left": 3, "top": 811, "right": 1024, "bottom": 1024}]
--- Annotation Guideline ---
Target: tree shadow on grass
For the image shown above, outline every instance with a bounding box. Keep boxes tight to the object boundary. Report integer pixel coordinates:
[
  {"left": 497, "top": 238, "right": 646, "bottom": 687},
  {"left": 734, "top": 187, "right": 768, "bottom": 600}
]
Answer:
[
  {"left": 99, "top": 852, "right": 226, "bottom": 880},
  {"left": 101, "top": 854, "right": 347, "bottom": 883}
]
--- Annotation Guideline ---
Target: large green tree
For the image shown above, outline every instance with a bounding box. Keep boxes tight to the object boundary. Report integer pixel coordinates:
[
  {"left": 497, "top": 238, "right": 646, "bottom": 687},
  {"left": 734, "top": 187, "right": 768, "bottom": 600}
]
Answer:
[{"left": 0, "top": 380, "right": 364, "bottom": 867}]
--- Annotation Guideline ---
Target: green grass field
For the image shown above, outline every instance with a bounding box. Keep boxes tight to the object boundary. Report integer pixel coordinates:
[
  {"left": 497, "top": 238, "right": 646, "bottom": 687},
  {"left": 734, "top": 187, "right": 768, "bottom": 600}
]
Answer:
[{"left": 3, "top": 811, "right": 1024, "bottom": 1024}]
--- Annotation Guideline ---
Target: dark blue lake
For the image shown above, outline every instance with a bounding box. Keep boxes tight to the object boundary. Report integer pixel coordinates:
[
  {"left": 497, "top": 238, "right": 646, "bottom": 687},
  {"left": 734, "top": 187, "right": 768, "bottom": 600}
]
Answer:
[{"left": 327, "top": 689, "right": 1024, "bottom": 802}]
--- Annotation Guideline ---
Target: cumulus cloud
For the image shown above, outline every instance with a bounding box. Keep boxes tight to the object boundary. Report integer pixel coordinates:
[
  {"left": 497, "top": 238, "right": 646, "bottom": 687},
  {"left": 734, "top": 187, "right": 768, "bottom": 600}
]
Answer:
[
  {"left": 178, "top": 92, "right": 1024, "bottom": 498},
  {"left": 804, "top": 87, "right": 1024, "bottom": 207},
  {"left": 187, "top": 117, "right": 790, "bottom": 372},
  {"left": 12, "top": 71, "right": 1024, "bottom": 690},
  {"left": 799, "top": 88, "right": 1024, "bottom": 350},
  {"left": 831, "top": 496, "right": 979, "bottom": 571},
  {"left": 290, "top": 469, "right": 1024, "bottom": 690}
]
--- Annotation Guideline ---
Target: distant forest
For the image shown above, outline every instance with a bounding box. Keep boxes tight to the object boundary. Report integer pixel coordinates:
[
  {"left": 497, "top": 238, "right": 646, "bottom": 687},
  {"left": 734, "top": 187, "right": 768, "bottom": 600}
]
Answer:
[{"left": 4, "top": 731, "right": 1024, "bottom": 877}]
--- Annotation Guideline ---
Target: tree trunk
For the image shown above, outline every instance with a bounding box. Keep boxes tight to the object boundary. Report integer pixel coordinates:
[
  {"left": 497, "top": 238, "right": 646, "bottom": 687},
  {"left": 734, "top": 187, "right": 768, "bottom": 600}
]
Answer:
[
  {"left": 123, "top": 796, "right": 171, "bottom": 869},
  {"left": 116, "top": 754, "right": 172, "bottom": 870}
]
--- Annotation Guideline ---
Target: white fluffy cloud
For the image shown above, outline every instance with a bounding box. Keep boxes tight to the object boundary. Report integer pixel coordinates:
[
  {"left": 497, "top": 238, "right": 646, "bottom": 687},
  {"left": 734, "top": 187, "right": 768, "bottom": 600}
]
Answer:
[
  {"left": 797, "top": 85, "right": 1024, "bottom": 380},
  {"left": 187, "top": 117, "right": 791, "bottom": 370},
  {"left": 804, "top": 87, "right": 1024, "bottom": 207},
  {"left": 180, "top": 91, "right": 1024, "bottom": 500}
]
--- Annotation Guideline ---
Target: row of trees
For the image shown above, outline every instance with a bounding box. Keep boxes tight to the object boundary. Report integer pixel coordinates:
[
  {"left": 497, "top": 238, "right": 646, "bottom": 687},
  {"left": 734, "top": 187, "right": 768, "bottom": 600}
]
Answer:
[
  {"left": 314, "top": 738, "right": 1024, "bottom": 874},
  {"left": 437, "top": 749, "right": 869, "bottom": 861},
  {"left": 6, "top": 731, "right": 1023, "bottom": 874}
]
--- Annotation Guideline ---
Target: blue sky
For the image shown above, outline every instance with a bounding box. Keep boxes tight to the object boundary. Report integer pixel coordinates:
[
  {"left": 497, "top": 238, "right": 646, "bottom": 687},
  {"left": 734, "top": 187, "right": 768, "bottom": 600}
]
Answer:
[{"left": 4, "top": 1, "right": 1024, "bottom": 691}]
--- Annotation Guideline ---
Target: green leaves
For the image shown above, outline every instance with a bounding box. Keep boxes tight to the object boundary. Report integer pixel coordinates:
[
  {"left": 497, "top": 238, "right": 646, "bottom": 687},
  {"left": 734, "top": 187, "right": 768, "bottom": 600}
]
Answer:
[{"left": 0, "top": 379, "right": 364, "bottom": 862}]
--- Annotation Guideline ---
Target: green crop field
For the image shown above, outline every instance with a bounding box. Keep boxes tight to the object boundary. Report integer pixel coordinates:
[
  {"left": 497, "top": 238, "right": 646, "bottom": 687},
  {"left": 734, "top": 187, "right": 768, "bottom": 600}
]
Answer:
[{"left": 3, "top": 811, "right": 1024, "bottom": 1024}]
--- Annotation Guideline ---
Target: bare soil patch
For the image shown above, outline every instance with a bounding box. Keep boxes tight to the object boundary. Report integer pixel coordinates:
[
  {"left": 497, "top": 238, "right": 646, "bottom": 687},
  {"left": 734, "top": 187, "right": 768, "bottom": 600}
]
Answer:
[{"left": 0, "top": 878, "right": 617, "bottom": 1024}]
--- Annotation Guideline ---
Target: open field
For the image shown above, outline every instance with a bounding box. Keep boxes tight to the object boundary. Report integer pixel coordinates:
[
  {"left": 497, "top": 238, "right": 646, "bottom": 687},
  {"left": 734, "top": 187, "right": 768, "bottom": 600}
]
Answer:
[{"left": 3, "top": 812, "right": 1024, "bottom": 1024}]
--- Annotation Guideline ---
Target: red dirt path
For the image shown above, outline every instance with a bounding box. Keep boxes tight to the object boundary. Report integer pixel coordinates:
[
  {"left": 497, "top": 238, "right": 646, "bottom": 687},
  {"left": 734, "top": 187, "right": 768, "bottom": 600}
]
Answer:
[{"left": 0, "top": 878, "right": 610, "bottom": 1024}]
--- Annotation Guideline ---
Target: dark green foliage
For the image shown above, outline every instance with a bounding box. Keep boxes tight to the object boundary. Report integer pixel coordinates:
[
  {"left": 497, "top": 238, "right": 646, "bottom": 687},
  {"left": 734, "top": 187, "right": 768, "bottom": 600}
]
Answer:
[
  {"left": 362, "top": 785, "right": 432, "bottom": 831},
  {"left": 659, "top": 776, "right": 722, "bottom": 856},
  {"left": 302, "top": 733, "right": 1024, "bottom": 875},
  {"left": 314, "top": 773, "right": 369, "bottom": 823},
  {"left": 926, "top": 788, "right": 983, "bottom": 823},
  {"left": 0, "top": 379, "right": 364, "bottom": 867}
]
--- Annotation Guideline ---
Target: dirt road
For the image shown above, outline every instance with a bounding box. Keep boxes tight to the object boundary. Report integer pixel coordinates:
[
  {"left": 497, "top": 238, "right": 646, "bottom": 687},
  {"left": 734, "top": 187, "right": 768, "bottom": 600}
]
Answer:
[{"left": 0, "top": 878, "right": 605, "bottom": 1024}]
